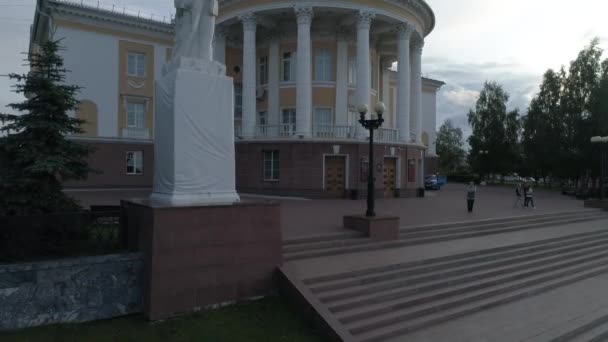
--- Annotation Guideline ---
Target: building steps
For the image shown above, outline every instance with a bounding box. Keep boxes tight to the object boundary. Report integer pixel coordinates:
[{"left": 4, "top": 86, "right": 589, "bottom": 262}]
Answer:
[
  {"left": 284, "top": 210, "right": 608, "bottom": 261},
  {"left": 279, "top": 226, "right": 608, "bottom": 342},
  {"left": 548, "top": 311, "right": 608, "bottom": 342}
]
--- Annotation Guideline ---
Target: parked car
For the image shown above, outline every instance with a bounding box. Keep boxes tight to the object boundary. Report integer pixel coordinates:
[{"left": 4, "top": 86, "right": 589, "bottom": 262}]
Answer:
[{"left": 425, "top": 174, "right": 447, "bottom": 190}]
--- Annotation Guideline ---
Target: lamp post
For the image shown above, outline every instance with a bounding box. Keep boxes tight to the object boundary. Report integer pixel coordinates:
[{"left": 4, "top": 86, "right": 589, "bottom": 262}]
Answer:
[
  {"left": 479, "top": 149, "right": 489, "bottom": 183},
  {"left": 359, "top": 102, "right": 386, "bottom": 217},
  {"left": 590, "top": 136, "right": 608, "bottom": 200}
]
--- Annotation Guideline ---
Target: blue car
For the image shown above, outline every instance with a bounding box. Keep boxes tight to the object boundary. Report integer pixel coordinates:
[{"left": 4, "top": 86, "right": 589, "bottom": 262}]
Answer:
[{"left": 425, "top": 174, "right": 446, "bottom": 190}]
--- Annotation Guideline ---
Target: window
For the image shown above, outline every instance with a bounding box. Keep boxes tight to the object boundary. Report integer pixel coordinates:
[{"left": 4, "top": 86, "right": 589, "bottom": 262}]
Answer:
[
  {"left": 281, "top": 108, "right": 296, "bottom": 136},
  {"left": 348, "top": 109, "right": 359, "bottom": 127},
  {"left": 263, "top": 150, "right": 280, "bottom": 181},
  {"left": 258, "top": 111, "right": 267, "bottom": 126},
  {"left": 258, "top": 56, "right": 268, "bottom": 85},
  {"left": 315, "top": 48, "right": 332, "bottom": 81},
  {"left": 314, "top": 108, "right": 333, "bottom": 137},
  {"left": 348, "top": 57, "right": 357, "bottom": 84},
  {"left": 234, "top": 83, "right": 243, "bottom": 119},
  {"left": 127, "top": 52, "right": 146, "bottom": 77},
  {"left": 282, "top": 52, "right": 297, "bottom": 82},
  {"left": 126, "top": 151, "right": 144, "bottom": 175},
  {"left": 371, "top": 60, "right": 377, "bottom": 89},
  {"left": 126, "top": 102, "right": 145, "bottom": 129}
]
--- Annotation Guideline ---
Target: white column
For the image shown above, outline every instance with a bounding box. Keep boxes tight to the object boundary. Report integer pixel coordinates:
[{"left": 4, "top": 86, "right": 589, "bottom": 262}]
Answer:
[
  {"left": 381, "top": 58, "right": 391, "bottom": 127},
  {"left": 268, "top": 36, "right": 280, "bottom": 125},
  {"left": 213, "top": 27, "right": 227, "bottom": 66},
  {"left": 295, "top": 6, "right": 313, "bottom": 137},
  {"left": 240, "top": 13, "right": 257, "bottom": 138},
  {"left": 396, "top": 23, "right": 413, "bottom": 142},
  {"left": 410, "top": 39, "right": 424, "bottom": 144},
  {"left": 335, "top": 32, "right": 349, "bottom": 126},
  {"left": 356, "top": 11, "right": 374, "bottom": 119}
]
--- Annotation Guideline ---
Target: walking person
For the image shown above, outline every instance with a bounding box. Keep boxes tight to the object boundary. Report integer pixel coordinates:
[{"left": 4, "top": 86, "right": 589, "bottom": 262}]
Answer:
[
  {"left": 466, "top": 181, "right": 477, "bottom": 213},
  {"left": 523, "top": 183, "right": 529, "bottom": 207},
  {"left": 514, "top": 183, "right": 523, "bottom": 208},
  {"left": 526, "top": 184, "right": 536, "bottom": 209}
]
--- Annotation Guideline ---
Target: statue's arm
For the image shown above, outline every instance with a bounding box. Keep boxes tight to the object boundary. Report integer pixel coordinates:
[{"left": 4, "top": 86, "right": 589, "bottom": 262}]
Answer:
[{"left": 211, "top": 0, "right": 218, "bottom": 16}]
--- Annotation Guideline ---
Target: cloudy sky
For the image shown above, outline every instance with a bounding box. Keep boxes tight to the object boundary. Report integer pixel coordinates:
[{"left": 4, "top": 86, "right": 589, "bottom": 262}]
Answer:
[{"left": 1, "top": 0, "right": 608, "bottom": 138}]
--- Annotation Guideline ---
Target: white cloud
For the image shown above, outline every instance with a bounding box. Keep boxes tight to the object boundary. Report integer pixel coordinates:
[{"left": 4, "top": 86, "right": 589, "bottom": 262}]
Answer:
[{"left": 442, "top": 88, "right": 479, "bottom": 108}]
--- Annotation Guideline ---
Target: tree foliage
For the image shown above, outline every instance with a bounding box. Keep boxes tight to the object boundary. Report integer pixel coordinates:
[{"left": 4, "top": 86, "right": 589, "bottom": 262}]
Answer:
[
  {"left": 0, "top": 40, "right": 94, "bottom": 215},
  {"left": 467, "top": 81, "right": 521, "bottom": 178},
  {"left": 522, "top": 38, "right": 608, "bottom": 182},
  {"left": 436, "top": 119, "right": 465, "bottom": 173}
]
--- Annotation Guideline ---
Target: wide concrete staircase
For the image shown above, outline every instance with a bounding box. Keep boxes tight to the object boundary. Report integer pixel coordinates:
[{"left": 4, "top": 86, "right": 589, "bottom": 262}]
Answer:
[
  {"left": 283, "top": 210, "right": 608, "bottom": 261},
  {"left": 279, "top": 221, "right": 608, "bottom": 341}
]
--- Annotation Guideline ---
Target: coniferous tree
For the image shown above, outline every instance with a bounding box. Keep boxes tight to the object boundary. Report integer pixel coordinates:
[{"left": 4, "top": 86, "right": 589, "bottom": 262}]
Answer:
[{"left": 0, "top": 40, "right": 94, "bottom": 215}]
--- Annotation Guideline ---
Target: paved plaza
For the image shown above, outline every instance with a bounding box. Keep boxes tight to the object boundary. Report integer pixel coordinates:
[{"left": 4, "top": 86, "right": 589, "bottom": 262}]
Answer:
[
  {"left": 67, "top": 184, "right": 608, "bottom": 341},
  {"left": 68, "top": 183, "right": 584, "bottom": 240}
]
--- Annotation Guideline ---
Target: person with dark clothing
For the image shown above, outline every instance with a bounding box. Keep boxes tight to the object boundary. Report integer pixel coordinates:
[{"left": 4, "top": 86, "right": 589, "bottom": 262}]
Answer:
[
  {"left": 466, "top": 182, "right": 477, "bottom": 212},
  {"left": 514, "top": 183, "right": 523, "bottom": 208}
]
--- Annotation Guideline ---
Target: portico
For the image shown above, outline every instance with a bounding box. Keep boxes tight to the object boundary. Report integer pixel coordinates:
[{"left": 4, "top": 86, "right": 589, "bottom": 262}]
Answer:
[{"left": 216, "top": 1, "right": 432, "bottom": 145}]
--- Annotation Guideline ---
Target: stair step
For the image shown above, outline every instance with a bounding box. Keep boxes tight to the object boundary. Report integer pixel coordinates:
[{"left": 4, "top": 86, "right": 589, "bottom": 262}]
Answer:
[
  {"left": 399, "top": 209, "right": 599, "bottom": 232},
  {"left": 311, "top": 231, "right": 608, "bottom": 294},
  {"left": 303, "top": 229, "right": 608, "bottom": 285},
  {"left": 399, "top": 212, "right": 605, "bottom": 238},
  {"left": 311, "top": 235, "right": 608, "bottom": 301},
  {"left": 352, "top": 263, "right": 608, "bottom": 342},
  {"left": 323, "top": 241, "right": 608, "bottom": 310},
  {"left": 336, "top": 251, "right": 608, "bottom": 325},
  {"left": 285, "top": 214, "right": 608, "bottom": 261},
  {"left": 548, "top": 312, "right": 608, "bottom": 342}
]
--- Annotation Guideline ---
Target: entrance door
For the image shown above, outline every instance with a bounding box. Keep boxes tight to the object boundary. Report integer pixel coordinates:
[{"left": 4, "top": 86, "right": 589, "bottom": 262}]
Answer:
[
  {"left": 384, "top": 158, "right": 397, "bottom": 198},
  {"left": 325, "top": 156, "right": 346, "bottom": 198}
]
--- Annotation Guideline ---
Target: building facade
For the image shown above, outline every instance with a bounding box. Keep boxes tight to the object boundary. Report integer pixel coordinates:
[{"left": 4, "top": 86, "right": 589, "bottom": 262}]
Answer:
[{"left": 29, "top": 0, "right": 443, "bottom": 198}]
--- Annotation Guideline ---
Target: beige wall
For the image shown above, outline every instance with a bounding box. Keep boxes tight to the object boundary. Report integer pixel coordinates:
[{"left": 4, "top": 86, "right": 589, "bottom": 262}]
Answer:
[
  {"left": 76, "top": 100, "right": 98, "bottom": 137},
  {"left": 118, "top": 40, "right": 155, "bottom": 138}
]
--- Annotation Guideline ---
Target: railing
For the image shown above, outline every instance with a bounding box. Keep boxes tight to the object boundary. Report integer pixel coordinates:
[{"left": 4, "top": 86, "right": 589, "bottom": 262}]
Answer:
[
  {"left": 377, "top": 128, "right": 400, "bottom": 142},
  {"left": 312, "top": 125, "right": 356, "bottom": 139},
  {"left": 122, "top": 127, "right": 150, "bottom": 139},
  {"left": 256, "top": 125, "right": 296, "bottom": 138}
]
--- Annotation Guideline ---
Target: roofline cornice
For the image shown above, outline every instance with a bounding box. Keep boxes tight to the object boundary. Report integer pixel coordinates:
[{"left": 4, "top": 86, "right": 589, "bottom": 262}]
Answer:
[
  {"left": 218, "top": 0, "right": 435, "bottom": 36},
  {"left": 44, "top": 0, "right": 175, "bottom": 36}
]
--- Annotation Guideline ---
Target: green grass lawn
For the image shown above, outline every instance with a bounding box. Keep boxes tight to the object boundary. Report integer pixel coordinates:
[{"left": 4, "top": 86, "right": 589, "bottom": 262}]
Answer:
[{"left": 0, "top": 297, "right": 325, "bottom": 342}]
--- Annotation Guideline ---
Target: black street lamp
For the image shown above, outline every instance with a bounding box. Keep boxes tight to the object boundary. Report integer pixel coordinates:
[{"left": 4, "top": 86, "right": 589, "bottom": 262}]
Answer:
[
  {"left": 590, "top": 136, "right": 608, "bottom": 200},
  {"left": 359, "top": 102, "right": 386, "bottom": 217}
]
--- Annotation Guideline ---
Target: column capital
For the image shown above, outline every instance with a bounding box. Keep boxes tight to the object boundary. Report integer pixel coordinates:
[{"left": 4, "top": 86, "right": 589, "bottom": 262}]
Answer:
[
  {"left": 356, "top": 10, "right": 375, "bottom": 30},
  {"left": 395, "top": 22, "right": 415, "bottom": 40},
  {"left": 294, "top": 5, "right": 314, "bottom": 25},
  {"left": 412, "top": 39, "right": 425, "bottom": 55},
  {"left": 239, "top": 12, "right": 257, "bottom": 32}
]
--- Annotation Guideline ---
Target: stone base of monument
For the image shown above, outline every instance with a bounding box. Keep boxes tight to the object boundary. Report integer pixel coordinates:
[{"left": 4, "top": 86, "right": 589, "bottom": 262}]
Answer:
[
  {"left": 343, "top": 215, "right": 400, "bottom": 241},
  {"left": 122, "top": 199, "right": 282, "bottom": 321}
]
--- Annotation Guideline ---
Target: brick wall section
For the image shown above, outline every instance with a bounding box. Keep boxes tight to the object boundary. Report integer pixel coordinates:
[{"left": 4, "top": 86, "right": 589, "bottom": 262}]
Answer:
[
  {"left": 123, "top": 200, "right": 282, "bottom": 320},
  {"left": 236, "top": 141, "right": 425, "bottom": 198},
  {"left": 65, "top": 139, "right": 154, "bottom": 189},
  {"left": 0, "top": 253, "right": 143, "bottom": 331}
]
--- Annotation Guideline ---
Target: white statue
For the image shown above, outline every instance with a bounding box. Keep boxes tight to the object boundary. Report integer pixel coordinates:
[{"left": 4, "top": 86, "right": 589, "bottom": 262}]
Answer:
[{"left": 173, "top": 0, "right": 218, "bottom": 62}]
